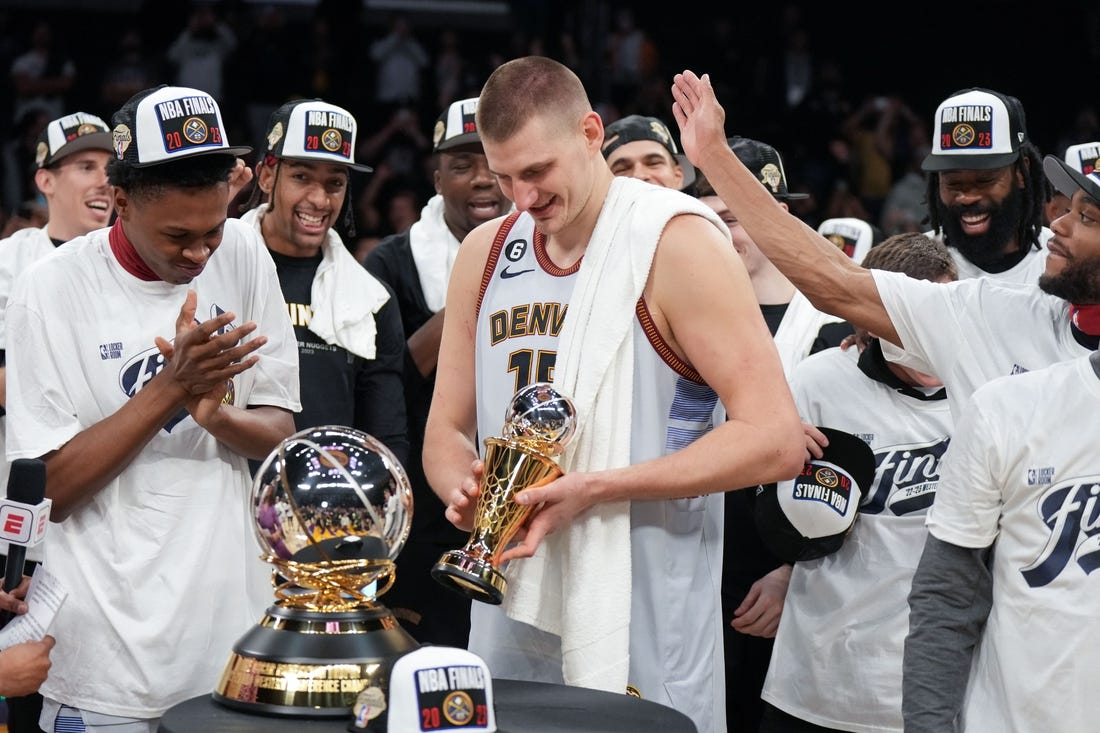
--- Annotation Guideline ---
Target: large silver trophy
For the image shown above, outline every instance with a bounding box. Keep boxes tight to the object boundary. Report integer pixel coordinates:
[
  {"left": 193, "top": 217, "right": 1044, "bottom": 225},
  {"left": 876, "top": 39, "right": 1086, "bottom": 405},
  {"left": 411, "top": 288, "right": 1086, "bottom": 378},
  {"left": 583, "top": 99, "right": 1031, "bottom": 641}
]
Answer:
[
  {"left": 432, "top": 383, "right": 577, "bottom": 605},
  {"left": 213, "top": 425, "right": 419, "bottom": 717}
]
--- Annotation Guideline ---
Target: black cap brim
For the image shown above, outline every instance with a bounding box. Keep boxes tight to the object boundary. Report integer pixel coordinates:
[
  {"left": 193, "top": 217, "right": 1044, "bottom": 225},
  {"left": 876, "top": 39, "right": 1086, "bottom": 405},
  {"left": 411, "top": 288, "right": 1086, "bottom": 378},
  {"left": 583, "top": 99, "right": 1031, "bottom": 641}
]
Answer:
[
  {"left": 1044, "top": 154, "right": 1100, "bottom": 202},
  {"left": 126, "top": 145, "right": 254, "bottom": 168},
  {"left": 921, "top": 150, "right": 1020, "bottom": 172},
  {"left": 436, "top": 132, "right": 482, "bottom": 153},
  {"left": 41, "top": 131, "right": 114, "bottom": 168}
]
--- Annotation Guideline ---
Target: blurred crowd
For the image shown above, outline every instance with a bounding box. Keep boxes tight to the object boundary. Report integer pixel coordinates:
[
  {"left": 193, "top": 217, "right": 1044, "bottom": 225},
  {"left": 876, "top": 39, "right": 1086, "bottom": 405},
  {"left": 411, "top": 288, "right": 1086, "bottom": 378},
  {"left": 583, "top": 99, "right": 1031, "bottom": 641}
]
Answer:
[{"left": 1, "top": 0, "right": 1098, "bottom": 254}]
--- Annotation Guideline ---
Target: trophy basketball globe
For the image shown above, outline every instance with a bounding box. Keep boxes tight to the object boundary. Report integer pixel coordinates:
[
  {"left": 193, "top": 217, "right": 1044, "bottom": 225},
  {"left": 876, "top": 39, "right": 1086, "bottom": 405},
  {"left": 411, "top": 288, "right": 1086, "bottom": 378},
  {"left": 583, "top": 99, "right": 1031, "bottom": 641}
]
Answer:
[
  {"left": 213, "top": 425, "right": 419, "bottom": 717},
  {"left": 432, "top": 382, "right": 577, "bottom": 605}
]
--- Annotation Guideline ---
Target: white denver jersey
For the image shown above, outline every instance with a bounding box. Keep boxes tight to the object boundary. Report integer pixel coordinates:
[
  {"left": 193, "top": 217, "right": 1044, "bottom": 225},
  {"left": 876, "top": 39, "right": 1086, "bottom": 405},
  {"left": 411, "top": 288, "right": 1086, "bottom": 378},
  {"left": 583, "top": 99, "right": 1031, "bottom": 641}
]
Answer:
[
  {"left": 925, "top": 355, "right": 1100, "bottom": 733},
  {"left": 470, "top": 213, "right": 726, "bottom": 733},
  {"left": 762, "top": 346, "right": 953, "bottom": 732},
  {"left": 872, "top": 270, "right": 1089, "bottom": 417}
]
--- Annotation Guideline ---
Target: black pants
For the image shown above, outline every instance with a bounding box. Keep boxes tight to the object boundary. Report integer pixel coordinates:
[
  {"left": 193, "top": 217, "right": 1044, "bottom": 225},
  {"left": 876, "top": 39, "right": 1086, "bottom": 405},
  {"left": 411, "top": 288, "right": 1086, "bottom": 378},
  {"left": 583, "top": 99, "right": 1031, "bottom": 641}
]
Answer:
[
  {"left": 759, "top": 702, "right": 847, "bottom": 733},
  {"left": 386, "top": 540, "right": 472, "bottom": 648},
  {"left": 6, "top": 694, "right": 44, "bottom": 733}
]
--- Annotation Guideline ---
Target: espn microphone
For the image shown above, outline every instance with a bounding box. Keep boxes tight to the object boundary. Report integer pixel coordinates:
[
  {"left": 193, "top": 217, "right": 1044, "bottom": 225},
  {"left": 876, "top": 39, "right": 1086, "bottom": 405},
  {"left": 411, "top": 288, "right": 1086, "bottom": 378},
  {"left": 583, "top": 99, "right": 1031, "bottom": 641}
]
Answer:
[{"left": 0, "top": 458, "right": 50, "bottom": 627}]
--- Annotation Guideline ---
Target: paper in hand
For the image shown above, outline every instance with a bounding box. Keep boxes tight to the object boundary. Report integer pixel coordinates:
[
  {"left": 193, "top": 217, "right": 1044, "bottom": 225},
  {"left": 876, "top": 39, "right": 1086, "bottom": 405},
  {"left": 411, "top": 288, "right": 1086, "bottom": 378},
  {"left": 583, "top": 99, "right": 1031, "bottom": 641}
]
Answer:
[{"left": 0, "top": 567, "right": 67, "bottom": 649}]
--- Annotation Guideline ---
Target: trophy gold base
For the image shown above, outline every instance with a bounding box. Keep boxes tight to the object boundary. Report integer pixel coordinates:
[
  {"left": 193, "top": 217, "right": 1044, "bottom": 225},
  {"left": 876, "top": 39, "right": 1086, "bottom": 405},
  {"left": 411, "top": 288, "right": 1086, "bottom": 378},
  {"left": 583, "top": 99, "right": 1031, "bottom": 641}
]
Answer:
[
  {"left": 431, "top": 548, "right": 507, "bottom": 605},
  {"left": 212, "top": 603, "right": 419, "bottom": 717}
]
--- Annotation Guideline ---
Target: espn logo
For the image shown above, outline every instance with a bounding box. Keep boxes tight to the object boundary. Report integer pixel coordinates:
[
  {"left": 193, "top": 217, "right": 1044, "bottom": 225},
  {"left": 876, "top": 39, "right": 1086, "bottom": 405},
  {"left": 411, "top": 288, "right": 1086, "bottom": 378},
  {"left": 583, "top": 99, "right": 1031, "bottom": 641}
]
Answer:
[{"left": 0, "top": 498, "right": 51, "bottom": 546}]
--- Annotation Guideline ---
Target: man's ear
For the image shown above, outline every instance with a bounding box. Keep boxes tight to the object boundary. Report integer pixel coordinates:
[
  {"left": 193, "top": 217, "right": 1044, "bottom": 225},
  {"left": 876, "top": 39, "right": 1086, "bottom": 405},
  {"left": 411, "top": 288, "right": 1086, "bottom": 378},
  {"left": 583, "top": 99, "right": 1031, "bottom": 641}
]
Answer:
[
  {"left": 112, "top": 187, "right": 129, "bottom": 219},
  {"left": 33, "top": 168, "right": 53, "bottom": 198},
  {"left": 257, "top": 161, "right": 277, "bottom": 194}
]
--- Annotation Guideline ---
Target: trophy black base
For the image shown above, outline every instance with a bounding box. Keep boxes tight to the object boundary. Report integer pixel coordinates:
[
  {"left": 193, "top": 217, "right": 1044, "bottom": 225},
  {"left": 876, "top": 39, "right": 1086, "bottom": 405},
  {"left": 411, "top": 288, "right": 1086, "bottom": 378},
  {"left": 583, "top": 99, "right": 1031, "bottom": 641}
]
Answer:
[
  {"left": 213, "top": 604, "right": 419, "bottom": 718},
  {"left": 431, "top": 550, "right": 506, "bottom": 605}
]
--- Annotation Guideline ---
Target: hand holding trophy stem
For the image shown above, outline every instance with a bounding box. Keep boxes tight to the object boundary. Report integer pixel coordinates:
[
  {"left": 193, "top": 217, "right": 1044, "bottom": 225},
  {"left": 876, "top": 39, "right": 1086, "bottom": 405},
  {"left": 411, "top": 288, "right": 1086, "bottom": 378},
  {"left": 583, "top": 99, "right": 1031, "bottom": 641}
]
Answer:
[{"left": 432, "top": 383, "right": 577, "bottom": 605}]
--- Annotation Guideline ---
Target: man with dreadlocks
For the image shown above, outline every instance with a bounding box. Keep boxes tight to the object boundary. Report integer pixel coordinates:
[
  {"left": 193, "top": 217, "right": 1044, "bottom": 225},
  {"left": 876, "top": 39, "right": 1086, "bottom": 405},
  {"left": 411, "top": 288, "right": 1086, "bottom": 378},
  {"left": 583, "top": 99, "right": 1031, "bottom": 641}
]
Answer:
[
  {"left": 920, "top": 87, "right": 1050, "bottom": 283},
  {"left": 671, "top": 67, "right": 1097, "bottom": 416},
  {"left": 240, "top": 98, "right": 409, "bottom": 466}
]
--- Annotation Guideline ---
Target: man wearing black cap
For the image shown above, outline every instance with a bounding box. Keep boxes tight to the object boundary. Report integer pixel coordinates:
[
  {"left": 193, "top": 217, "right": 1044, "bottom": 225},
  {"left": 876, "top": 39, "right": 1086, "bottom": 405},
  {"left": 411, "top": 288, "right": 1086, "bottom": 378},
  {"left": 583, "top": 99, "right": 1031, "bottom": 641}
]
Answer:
[
  {"left": 602, "top": 114, "right": 695, "bottom": 191},
  {"left": 920, "top": 87, "right": 1051, "bottom": 283},
  {"left": 4, "top": 84, "right": 300, "bottom": 730},
  {"left": 365, "top": 96, "right": 509, "bottom": 648},
  {"left": 240, "top": 97, "right": 409, "bottom": 468},
  {"left": 672, "top": 70, "right": 1096, "bottom": 416}
]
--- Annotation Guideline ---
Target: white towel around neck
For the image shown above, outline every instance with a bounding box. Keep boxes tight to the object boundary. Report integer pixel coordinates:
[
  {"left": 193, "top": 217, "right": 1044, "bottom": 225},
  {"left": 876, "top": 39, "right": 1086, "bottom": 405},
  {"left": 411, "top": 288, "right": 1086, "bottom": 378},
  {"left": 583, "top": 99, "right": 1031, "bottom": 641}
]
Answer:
[
  {"left": 409, "top": 194, "right": 460, "bottom": 313},
  {"left": 240, "top": 204, "right": 390, "bottom": 359},
  {"left": 501, "top": 176, "right": 729, "bottom": 694}
]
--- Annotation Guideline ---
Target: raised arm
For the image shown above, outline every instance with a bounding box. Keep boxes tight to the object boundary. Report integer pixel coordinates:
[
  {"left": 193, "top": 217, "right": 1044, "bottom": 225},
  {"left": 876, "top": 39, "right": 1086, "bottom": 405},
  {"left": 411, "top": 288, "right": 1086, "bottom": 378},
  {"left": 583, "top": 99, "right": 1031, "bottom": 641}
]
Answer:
[{"left": 671, "top": 70, "right": 900, "bottom": 345}]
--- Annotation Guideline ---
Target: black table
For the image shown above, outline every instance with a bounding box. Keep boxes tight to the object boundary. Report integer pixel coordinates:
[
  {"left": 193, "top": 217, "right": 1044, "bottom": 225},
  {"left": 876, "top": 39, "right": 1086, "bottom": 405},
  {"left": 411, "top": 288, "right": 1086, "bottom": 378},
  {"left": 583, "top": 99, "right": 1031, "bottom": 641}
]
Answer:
[{"left": 158, "top": 678, "right": 697, "bottom": 732}]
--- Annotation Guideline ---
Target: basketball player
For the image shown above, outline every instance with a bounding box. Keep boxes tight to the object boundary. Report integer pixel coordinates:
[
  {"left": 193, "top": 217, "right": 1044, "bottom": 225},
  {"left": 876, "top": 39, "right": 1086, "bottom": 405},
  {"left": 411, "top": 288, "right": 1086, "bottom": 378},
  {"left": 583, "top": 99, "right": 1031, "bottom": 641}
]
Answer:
[{"left": 423, "top": 56, "right": 805, "bottom": 733}]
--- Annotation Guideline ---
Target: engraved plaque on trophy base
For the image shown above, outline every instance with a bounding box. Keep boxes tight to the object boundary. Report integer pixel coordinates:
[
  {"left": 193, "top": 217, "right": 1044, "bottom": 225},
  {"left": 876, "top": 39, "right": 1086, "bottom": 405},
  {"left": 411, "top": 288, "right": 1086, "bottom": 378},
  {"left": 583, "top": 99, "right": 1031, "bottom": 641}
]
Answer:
[{"left": 213, "top": 604, "right": 419, "bottom": 717}]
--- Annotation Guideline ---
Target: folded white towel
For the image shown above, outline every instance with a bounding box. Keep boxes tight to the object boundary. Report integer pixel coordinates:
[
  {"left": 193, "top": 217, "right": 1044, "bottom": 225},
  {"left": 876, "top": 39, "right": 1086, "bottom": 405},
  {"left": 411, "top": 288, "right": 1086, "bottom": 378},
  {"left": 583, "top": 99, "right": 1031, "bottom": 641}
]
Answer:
[
  {"left": 240, "top": 205, "right": 390, "bottom": 359},
  {"left": 502, "top": 177, "right": 729, "bottom": 693},
  {"left": 409, "top": 194, "right": 460, "bottom": 314}
]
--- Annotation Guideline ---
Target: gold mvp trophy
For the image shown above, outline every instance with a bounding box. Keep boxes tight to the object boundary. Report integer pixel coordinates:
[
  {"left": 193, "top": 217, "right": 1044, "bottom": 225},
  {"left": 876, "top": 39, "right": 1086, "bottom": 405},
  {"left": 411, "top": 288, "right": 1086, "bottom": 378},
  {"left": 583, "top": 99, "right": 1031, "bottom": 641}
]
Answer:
[
  {"left": 432, "top": 382, "right": 577, "bottom": 605},
  {"left": 213, "top": 425, "right": 419, "bottom": 717}
]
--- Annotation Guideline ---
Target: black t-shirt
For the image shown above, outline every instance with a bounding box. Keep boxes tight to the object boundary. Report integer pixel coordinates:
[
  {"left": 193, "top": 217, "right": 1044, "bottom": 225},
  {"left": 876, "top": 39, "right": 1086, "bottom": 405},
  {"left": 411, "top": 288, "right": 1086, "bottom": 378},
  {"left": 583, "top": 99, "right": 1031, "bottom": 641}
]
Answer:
[{"left": 267, "top": 248, "right": 410, "bottom": 469}]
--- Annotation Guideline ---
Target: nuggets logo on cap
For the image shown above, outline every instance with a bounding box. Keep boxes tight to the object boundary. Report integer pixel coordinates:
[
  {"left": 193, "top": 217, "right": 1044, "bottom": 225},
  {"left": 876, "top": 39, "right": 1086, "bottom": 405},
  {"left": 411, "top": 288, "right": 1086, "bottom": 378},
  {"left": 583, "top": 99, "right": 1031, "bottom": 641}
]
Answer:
[
  {"left": 443, "top": 690, "right": 474, "bottom": 725},
  {"left": 321, "top": 128, "right": 343, "bottom": 153},
  {"left": 939, "top": 103, "right": 994, "bottom": 151},
  {"left": 183, "top": 117, "right": 209, "bottom": 145},
  {"left": 74, "top": 122, "right": 101, "bottom": 138},
  {"left": 826, "top": 233, "right": 856, "bottom": 258},
  {"left": 793, "top": 462, "right": 853, "bottom": 515},
  {"left": 154, "top": 94, "right": 223, "bottom": 154},
  {"left": 647, "top": 120, "right": 672, "bottom": 146},
  {"left": 414, "top": 663, "right": 491, "bottom": 730}
]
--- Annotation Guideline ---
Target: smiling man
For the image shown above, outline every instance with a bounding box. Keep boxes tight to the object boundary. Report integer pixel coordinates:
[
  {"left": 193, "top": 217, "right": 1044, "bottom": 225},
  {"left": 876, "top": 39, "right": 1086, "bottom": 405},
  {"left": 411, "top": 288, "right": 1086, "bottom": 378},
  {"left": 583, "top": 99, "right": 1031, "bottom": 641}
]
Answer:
[
  {"left": 601, "top": 113, "right": 695, "bottom": 191},
  {"left": 4, "top": 84, "right": 301, "bottom": 732},
  {"left": 240, "top": 98, "right": 409, "bottom": 468},
  {"left": 920, "top": 87, "right": 1051, "bottom": 283}
]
